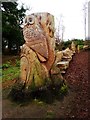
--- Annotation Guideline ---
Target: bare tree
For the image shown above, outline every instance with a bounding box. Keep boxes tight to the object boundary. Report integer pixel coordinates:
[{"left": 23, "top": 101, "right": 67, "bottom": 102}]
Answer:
[
  {"left": 55, "top": 14, "right": 65, "bottom": 44},
  {"left": 61, "top": 25, "right": 65, "bottom": 42}
]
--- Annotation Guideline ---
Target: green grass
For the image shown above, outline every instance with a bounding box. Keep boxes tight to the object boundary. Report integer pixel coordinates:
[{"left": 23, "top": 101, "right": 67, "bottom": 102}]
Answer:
[{"left": 2, "top": 59, "right": 20, "bottom": 83}]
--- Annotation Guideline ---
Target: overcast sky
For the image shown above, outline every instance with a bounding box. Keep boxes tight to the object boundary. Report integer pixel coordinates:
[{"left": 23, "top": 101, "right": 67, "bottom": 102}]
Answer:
[{"left": 17, "top": 0, "right": 89, "bottom": 40}]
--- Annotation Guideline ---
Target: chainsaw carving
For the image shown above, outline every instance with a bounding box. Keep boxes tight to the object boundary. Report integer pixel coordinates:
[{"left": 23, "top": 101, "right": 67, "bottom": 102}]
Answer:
[
  {"left": 71, "top": 41, "right": 76, "bottom": 53},
  {"left": 20, "top": 12, "right": 55, "bottom": 89}
]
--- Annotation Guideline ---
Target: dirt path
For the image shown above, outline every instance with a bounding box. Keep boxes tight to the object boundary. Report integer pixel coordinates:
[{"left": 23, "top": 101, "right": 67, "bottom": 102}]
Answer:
[
  {"left": 64, "top": 50, "right": 89, "bottom": 118},
  {"left": 2, "top": 50, "right": 89, "bottom": 119}
]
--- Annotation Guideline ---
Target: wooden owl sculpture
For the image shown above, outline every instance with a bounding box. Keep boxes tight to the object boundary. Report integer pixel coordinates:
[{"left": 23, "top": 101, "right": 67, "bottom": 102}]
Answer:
[{"left": 20, "top": 12, "right": 55, "bottom": 88}]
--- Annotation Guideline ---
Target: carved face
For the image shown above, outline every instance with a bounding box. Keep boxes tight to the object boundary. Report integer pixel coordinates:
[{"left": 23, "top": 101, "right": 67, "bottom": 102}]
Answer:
[
  {"left": 23, "top": 15, "right": 37, "bottom": 42},
  {"left": 23, "top": 13, "right": 55, "bottom": 39}
]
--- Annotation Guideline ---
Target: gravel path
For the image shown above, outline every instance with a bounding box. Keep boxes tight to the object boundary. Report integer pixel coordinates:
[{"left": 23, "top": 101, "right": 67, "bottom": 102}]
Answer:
[{"left": 64, "top": 50, "right": 89, "bottom": 118}]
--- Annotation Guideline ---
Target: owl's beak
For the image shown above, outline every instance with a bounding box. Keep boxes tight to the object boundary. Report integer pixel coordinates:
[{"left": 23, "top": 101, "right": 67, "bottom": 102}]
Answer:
[
  {"left": 27, "top": 22, "right": 30, "bottom": 25},
  {"left": 22, "top": 22, "right": 29, "bottom": 28}
]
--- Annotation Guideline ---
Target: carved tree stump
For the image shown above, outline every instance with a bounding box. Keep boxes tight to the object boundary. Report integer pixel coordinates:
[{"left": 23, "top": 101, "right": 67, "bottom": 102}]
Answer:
[
  {"left": 11, "top": 12, "right": 56, "bottom": 90},
  {"left": 10, "top": 13, "right": 64, "bottom": 100}
]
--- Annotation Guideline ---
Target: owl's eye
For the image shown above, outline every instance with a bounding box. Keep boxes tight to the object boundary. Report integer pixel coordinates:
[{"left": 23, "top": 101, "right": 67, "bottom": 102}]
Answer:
[
  {"left": 29, "top": 18, "right": 32, "bottom": 22},
  {"left": 28, "top": 16, "right": 35, "bottom": 25}
]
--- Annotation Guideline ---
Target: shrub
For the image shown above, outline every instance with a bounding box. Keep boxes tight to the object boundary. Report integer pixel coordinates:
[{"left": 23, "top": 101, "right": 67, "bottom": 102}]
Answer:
[
  {"left": 2, "top": 61, "right": 11, "bottom": 69},
  {"left": 59, "top": 83, "right": 68, "bottom": 95},
  {"left": 55, "top": 41, "right": 71, "bottom": 51},
  {"left": 79, "top": 45, "right": 84, "bottom": 50}
]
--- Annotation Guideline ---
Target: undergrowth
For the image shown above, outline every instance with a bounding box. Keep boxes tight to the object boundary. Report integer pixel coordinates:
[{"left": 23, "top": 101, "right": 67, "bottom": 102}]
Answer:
[{"left": 9, "top": 80, "right": 68, "bottom": 104}]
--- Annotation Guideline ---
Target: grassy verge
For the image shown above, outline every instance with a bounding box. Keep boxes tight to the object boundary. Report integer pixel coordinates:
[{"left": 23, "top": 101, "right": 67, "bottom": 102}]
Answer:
[{"left": 2, "top": 59, "right": 20, "bottom": 83}]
